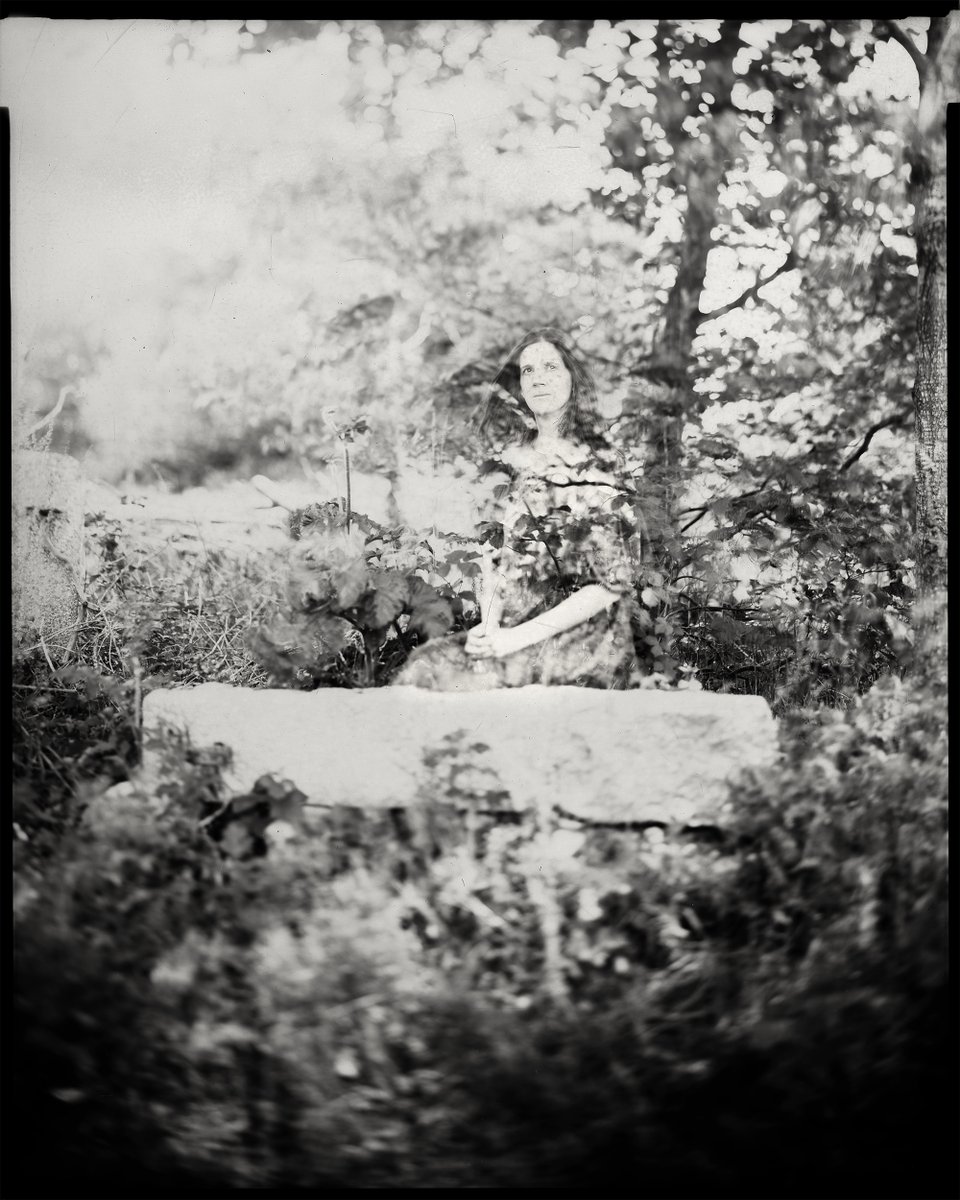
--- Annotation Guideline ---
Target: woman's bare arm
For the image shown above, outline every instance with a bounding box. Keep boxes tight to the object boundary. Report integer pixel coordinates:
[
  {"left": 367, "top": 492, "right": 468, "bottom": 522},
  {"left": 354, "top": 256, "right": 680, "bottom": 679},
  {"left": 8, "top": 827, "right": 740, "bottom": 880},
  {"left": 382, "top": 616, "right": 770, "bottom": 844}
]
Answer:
[
  {"left": 466, "top": 583, "right": 619, "bottom": 659},
  {"left": 506, "top": 584, "right": 620, "bottom": 651}
]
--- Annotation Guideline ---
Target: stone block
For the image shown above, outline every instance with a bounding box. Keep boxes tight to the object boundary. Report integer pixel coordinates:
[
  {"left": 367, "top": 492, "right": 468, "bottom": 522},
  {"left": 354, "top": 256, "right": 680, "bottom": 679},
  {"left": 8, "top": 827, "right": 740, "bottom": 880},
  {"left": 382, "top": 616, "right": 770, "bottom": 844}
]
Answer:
[
  {"left": 142, "top": 684, "right": 778, "bottom": 825},
  {"left": 12, "top": 450, "right": 84, "bottom": 661}
]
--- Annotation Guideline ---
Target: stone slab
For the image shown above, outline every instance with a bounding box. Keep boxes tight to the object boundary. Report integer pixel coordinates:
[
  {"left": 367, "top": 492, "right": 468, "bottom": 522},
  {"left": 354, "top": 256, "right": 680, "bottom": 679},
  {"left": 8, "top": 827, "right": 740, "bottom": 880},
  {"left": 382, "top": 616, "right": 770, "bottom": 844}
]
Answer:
[{"left": 142, "top": 684, "right": 778, "bottom": 825}]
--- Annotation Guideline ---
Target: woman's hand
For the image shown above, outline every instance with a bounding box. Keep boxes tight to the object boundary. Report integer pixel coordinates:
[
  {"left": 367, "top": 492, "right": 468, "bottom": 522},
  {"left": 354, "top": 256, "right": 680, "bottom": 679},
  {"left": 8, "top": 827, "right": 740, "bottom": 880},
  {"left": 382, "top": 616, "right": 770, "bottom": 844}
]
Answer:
[{"left": 464, "top": 625, "right": 526, "bottom": 660}]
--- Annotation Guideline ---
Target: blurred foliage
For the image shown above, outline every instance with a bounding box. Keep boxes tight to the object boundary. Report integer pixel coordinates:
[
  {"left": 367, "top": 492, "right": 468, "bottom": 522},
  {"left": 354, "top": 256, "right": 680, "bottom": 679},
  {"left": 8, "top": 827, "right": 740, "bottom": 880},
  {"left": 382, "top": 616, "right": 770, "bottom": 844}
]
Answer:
[
  {"left": 11, "top": 667, "right": 950, "bottom": 1193},
  {"left": 250, "top": 499, "right": 475, "bottom": 687}
]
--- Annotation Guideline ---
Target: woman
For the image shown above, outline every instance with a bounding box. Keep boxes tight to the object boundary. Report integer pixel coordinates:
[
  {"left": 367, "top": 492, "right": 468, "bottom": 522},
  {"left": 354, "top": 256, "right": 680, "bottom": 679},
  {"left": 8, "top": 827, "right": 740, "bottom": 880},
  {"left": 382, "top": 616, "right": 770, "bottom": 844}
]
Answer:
[{"left": 392, "top": 327, "right": 643, "bottom": 690}]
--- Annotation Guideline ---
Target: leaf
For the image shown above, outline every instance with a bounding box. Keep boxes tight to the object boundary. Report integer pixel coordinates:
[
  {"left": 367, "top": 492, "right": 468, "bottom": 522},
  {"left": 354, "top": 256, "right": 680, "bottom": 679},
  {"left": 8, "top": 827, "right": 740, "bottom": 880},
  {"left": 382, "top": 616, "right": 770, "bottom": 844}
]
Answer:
[
  {"left": 247, "top": 618, "right": 320, "bottom": 684},
  {"left": 303, "top": 614, "right": 353, "bottom": 657},
  {"left": 271, "top": 790, "right": 307, "bottom": 826},
  {"left": 291, "top": 501, "right": 344, "bottom": 540},
  {"left": 478, "top": 458, "right": 506, "bottom": 476},
  {"left": 253, "top": 775, "right": 287, "bottom": 799},
  {"left": 252, "top": 616, "right": 307, "bottom": 654},
  {"left": 54, "top": 664, "right": 120, "bottom": 702},
  {"left": 787, "top": 196, "right": 823, "bottom": 238},
  {"left": 334, "top": 1048, "right": 361, "bottom": 1079},
  {"left": 230, "top": 793, "right": 264, "bottom": 816},
  {"left": 405, "top": 576, "right": 454, "bottom": 640},
  {"left": 698, "top": 437, "right": 735, "bottom": 459},
  {"left": 336, "top": 559, "right": 369, "bottom": 609},
  {"left": 287, "top": 562, "right": 333, "bottom": 611},
  {"left": 220, "top": 823, "right": 258, "bottom": 859},
  {"left": 361, "top": 571, "right": 408, "bottom": 630}
]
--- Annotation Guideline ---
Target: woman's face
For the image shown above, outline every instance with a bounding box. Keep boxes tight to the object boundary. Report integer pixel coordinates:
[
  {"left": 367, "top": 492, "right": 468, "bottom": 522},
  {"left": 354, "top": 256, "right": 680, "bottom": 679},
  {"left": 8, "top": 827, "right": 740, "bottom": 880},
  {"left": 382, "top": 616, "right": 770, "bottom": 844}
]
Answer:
[{"left": 518, "top": 340, "right": 573, "bottom": 419}]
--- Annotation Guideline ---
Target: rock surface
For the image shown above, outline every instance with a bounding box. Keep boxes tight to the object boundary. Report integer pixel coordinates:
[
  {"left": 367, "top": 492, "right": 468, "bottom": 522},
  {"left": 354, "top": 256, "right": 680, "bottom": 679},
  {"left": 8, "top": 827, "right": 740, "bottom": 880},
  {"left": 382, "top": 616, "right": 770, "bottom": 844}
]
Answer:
[
  {"left": 12, "top": 450, "right": 84, "bottom": 660},
  {"left": 142, "top": 684, "right": 779, "bottom": 825}
]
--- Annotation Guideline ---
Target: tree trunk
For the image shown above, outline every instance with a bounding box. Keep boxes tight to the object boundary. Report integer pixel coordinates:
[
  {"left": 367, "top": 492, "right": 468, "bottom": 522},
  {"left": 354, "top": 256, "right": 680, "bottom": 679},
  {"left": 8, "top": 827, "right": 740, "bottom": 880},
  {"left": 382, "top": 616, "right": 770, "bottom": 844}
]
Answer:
[
  {"left": 630, "top": 45, "right": 741, "bottom": 539},
  {"left": 640, "top": 144, "right": 725, "bottom": 539},
  {"left": 906, "top": 13, "right": 958, "bottom": 659}
]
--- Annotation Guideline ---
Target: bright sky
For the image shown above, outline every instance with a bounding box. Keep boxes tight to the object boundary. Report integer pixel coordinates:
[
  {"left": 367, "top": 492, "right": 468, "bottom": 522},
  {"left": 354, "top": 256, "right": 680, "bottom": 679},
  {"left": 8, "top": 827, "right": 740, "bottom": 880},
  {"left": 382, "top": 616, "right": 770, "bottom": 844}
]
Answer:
[{"left": 2, "top": 18, "right": 923, "bottom": 402}]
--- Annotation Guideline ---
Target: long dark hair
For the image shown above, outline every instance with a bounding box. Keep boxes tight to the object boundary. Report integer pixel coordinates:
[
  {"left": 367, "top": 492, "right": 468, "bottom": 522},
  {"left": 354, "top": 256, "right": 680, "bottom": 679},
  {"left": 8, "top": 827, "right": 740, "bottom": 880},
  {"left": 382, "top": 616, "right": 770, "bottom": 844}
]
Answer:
[{"left": 477, "top": 327, "right": 605, "bottom": 450}]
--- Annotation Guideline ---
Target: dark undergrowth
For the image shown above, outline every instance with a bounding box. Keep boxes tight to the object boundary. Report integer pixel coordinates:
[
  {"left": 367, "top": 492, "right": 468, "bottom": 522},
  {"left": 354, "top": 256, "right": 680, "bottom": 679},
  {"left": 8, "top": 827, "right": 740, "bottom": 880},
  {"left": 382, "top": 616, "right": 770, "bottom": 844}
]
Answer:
[{"left": 11, "top": 649, "right": 952, "bottom": 1196}]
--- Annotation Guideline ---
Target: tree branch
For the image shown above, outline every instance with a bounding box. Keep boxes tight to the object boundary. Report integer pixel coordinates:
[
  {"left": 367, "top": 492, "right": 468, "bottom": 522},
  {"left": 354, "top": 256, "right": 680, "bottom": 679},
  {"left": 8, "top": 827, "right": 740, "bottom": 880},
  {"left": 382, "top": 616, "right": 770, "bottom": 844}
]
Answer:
[
  {"left": 26, "top": 385, "right": 79, "bottom": 442},
  {"left": 878, "top": 18, "right": 929, "bottom": 84},
  {"left": 680, "top": 508, "right": 710, "bottom": 534},
  {"left": 677, "top": 478, "right": 774, "bottom": 533},
  {"left": 694, "top": 249, "right": 797, "bottom": 329},
  {"left": 840, "top": 413, "right": 910, "bottom": 472}
]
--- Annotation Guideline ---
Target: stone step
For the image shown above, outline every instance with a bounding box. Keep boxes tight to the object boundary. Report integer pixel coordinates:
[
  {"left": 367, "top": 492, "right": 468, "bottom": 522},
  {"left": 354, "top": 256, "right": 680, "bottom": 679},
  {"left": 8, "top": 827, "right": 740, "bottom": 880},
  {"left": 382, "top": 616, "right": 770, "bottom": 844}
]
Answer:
[{"left": 142, "top": 684, "right": 778, "bottom": 826}]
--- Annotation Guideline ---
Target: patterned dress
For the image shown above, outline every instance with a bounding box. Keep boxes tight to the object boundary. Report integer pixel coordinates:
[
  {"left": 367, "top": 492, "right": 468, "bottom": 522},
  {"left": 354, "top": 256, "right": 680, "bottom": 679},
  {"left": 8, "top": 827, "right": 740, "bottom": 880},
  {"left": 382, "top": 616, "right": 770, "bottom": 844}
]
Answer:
[{"left": 392, "top": 440, "right": 643, "bottom": 691}]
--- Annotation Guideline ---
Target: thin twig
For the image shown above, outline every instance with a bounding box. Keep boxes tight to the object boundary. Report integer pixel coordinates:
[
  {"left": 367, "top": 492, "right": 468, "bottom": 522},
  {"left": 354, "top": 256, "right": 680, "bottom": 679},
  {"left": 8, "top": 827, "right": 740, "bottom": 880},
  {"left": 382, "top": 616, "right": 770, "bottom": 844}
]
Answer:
[
  {"left": 198, "top": 797, "right": 234, "bottom": 829},
  {"left": 251, "top": 475, "right": 295, "bottom": 511},
  {"left": 677, "top": 479, "right": 774, "bottom": 533},
  {"left": 681, "top": 509, "right": 710, "bottom": 534},
  {"left": 840, "top": 413, "right": 909, "bottom": 472},
  {"left": 26, "top": 384, "right": 78, "bottom": 441},
  {"left": 37, "top": 630, "right": 57, "bottom": 673},
  {"left": 695, "top": 249, "right": 797, "bottom": 328},
  {"left": 344, "top": 445, "right": 352, "bottom": 535},
  {"left": 11, "top": 683, "right": 78, "bottom": 693}
]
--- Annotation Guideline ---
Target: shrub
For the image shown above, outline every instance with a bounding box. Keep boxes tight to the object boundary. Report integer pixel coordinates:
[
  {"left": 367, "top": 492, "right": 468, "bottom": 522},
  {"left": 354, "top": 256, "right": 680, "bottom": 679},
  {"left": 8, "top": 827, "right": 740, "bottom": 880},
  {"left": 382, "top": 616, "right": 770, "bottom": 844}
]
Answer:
[{"left": 249, "top": 501, "right": 475, "bottom": 687}]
